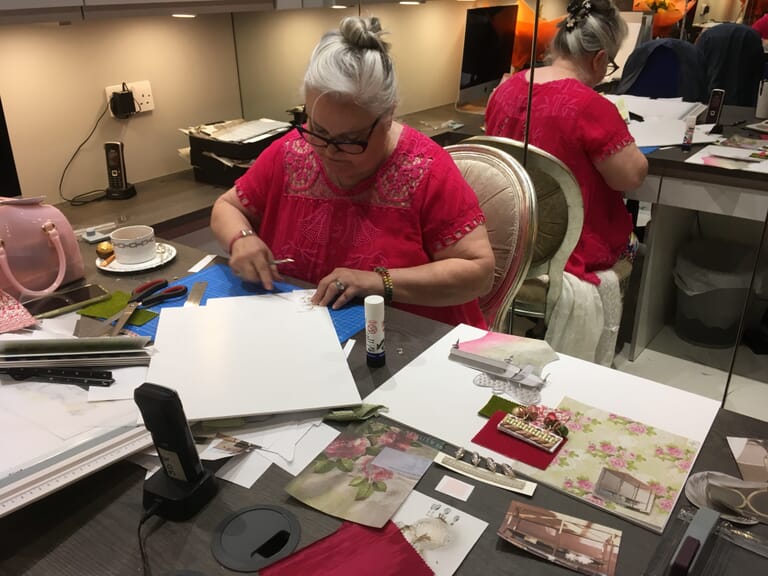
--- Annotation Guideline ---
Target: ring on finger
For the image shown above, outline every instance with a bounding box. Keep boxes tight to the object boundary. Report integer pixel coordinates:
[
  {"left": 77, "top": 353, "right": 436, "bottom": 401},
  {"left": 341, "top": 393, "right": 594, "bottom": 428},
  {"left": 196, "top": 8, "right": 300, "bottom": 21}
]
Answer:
[{"left": 334, "top": 279, "right": 346, "bottom": 293}]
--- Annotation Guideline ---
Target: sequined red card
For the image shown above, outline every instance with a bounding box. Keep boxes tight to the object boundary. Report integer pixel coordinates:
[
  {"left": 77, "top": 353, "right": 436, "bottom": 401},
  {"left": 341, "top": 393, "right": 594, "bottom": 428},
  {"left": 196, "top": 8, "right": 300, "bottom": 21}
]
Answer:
[{"left": 472, "top": 410, "right": 567, "bottom": 470}]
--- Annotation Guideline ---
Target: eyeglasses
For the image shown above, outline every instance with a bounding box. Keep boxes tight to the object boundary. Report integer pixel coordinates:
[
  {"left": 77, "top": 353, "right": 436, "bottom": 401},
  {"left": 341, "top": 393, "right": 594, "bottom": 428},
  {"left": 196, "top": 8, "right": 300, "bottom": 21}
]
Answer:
[
  {"left": 294, "top": 114, "right": 382, "bottom": 155},
  {"left": 606, "top": 58, "right": 620, "bottom": 77}
]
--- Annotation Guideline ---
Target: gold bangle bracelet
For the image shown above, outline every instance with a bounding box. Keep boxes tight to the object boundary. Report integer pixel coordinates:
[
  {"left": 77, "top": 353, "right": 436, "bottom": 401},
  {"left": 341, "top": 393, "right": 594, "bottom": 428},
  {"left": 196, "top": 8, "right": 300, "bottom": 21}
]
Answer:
[{"left": 374, "top": 266, "right": 393, "bottom": 304}]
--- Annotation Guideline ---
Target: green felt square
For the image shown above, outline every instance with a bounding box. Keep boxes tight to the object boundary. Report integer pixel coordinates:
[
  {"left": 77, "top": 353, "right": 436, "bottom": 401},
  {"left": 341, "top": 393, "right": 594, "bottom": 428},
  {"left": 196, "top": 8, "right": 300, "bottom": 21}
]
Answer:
[
  {"left": 478, "top": 395, "right": 520, "bottom": 419},
  {"left": 78, "top": 291, "right": 157, "bottom": 326}
]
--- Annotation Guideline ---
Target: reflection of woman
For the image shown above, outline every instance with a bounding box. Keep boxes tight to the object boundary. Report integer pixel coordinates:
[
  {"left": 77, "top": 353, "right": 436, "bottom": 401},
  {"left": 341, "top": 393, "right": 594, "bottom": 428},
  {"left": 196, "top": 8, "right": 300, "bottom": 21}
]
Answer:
[
  {"left": 486, "top": 0, "right": 648, "bottom": 286},
  {"left": 753, "top": 13, "right": 768, "bottom": 39}
]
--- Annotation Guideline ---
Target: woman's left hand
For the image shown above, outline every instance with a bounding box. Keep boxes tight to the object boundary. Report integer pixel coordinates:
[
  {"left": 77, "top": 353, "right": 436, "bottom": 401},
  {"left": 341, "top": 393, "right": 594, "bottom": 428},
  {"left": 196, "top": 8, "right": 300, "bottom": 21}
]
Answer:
[{"left": 312, "top": 268, "right": 382, "bottom": 309}]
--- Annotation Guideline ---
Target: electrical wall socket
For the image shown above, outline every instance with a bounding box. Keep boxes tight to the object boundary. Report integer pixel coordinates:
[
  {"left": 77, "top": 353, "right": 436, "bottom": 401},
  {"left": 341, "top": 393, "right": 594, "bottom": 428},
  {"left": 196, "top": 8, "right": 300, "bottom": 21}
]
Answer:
[{"left": 104, "top": 80, "right": 155, "bottom": 116}]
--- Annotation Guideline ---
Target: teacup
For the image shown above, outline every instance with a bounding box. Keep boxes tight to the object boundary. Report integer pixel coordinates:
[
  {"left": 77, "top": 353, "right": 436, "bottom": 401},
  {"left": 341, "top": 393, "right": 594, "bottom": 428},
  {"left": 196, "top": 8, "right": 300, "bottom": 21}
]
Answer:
[{"left": 110, "top": 225, "right": 156, "bottom": 264}]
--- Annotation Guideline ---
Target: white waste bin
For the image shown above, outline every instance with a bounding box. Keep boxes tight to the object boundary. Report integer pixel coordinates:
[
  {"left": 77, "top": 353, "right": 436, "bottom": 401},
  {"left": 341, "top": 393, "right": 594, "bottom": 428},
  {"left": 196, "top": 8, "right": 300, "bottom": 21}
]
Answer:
[{"left": 673, "top": 240, "right": 754, "bottom": 348}]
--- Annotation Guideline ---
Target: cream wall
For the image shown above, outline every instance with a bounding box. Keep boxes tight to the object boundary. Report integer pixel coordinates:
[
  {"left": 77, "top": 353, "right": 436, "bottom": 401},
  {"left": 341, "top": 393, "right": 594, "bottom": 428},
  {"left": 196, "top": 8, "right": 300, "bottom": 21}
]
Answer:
[
  {"left": 0, "top": 14, "right": 241, "bottom": 205},
  {"left": 234, "top": 1, "right": 470, "bottom": 120}
]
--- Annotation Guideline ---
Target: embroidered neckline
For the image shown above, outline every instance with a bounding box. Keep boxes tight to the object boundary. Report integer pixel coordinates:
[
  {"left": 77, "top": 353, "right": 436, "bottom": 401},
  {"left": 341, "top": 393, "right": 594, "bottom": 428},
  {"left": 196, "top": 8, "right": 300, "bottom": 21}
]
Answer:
[{"left": 313, "top": 125, "right": 415, "bottom": 198}]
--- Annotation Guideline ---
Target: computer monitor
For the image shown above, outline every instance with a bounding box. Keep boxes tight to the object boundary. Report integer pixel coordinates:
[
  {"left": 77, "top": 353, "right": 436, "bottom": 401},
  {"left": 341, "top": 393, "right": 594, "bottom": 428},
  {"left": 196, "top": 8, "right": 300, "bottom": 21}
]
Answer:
[
  {"left": 457, "top": 4, "right": 518, "bottom": 111},
  {"left": 0, "top": 95, "right": 22, "bottom": 198}
]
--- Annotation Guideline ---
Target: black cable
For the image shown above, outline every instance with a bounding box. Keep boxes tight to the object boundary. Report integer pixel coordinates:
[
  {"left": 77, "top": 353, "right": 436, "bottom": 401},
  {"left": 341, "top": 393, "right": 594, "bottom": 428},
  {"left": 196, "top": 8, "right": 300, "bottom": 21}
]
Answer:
[
  {"left": 522, "top": 0, "right": 543, "bottom": 169},
  {"left": 138, "top": 500, "right": 162, "bottom": 576},
  {"left": 58, "top": 102, "right": 109, "bottom": 206}
]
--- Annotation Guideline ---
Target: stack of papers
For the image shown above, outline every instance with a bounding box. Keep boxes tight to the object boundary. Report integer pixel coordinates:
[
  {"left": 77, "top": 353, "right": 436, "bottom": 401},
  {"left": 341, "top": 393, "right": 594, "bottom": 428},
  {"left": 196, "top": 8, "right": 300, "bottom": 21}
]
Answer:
[
  {"left": 146, "top": 294, "right": 361, "bottom": 422},
  {"left": 0, "top": 336, "right": 151, "bottom": 369},
  {"left": 602, "top": 94, "right": 715, "bottom": 148},
  {"left": 209, "top": 119, "right": 291, "bottom": 143}
]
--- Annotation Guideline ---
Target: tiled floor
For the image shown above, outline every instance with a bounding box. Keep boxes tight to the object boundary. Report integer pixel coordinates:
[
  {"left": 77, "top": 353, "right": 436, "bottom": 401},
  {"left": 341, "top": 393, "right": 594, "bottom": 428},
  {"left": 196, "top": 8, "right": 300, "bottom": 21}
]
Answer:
[
  {"left": 614, "top": 325, "right": 768, "bottom": 423},
  {"left": 176, "top": 226, "right": 768, "bottom": 423}
]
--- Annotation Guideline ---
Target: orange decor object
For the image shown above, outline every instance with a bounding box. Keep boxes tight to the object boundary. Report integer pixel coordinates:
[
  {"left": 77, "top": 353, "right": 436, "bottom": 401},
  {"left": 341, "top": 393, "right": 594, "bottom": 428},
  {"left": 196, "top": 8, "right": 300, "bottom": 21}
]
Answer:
[
  {"left": 633, "top": 0, "right": 697, "bottom": 38},
  {"left": 512, "top": 1, "right": 565, "bottom": 70}
]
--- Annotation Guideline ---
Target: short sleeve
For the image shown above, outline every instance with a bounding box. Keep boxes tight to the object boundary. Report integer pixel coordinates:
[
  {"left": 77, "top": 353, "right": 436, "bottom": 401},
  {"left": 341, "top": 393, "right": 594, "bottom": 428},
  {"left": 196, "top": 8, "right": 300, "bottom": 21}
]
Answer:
[
  {"left": 233, "top": 134, "right": 286, "bottom": 218},
  {"left": 417, "top": 143, "right": 487, "bottom": 254},
  {"left": 578, "top": 94, "right": 635, "bottom": 162}
]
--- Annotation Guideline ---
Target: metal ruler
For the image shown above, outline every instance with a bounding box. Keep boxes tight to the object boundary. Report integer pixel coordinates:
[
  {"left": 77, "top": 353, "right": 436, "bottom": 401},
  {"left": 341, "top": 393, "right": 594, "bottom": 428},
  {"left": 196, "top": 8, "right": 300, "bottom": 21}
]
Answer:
[
  {"left": 433, "top": 452, "right": 537, "bottom": 496},
  {"left": 0, "top": 426, "right": 152, "bottom": 518}
]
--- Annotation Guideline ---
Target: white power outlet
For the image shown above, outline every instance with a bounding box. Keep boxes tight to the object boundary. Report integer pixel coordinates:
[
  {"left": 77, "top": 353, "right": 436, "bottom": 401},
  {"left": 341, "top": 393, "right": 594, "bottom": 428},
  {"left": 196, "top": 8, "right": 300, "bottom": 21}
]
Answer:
[{"left": 104, "top": 80, "right": 155, "bottom": 116}]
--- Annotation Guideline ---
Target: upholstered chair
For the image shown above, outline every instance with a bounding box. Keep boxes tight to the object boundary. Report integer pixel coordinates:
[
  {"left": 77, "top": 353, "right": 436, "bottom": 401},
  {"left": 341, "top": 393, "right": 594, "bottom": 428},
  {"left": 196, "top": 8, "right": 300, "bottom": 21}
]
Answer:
[
  {"left": 462, "top": 136, "right": 584, "bottom": 331},
  {"left": 445, "top": 143, "right": 538, "bottom": 332}
]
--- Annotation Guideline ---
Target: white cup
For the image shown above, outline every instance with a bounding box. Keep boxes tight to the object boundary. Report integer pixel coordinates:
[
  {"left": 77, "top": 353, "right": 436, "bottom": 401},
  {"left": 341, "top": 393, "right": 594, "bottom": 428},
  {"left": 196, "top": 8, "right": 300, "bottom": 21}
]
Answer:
[
  {"left": 110, "top": 225, "right": 156, "bottom": 264},
  {"left": 757, "top": 80, "right": 768, "bottom": 119}
]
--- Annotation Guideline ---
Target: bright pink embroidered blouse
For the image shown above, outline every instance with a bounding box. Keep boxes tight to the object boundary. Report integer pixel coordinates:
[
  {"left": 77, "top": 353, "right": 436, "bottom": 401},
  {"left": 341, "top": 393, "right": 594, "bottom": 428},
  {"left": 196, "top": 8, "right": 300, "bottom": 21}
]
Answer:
[
  {"left": 235, "top": 125, "right": 488, "bottom": 328},
  {"left": 753, "top": 14, "right": 768, "bottom": 39},
  {"left": 486, "top": 72, "right": 634, "bottom": 285}
]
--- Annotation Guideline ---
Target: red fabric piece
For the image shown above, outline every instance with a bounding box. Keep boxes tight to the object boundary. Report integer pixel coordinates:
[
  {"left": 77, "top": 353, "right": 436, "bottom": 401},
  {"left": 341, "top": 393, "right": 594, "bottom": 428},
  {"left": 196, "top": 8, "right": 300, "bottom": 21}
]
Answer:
[
  {"left": 261, "top": 520, "right": 434, "bottom": 576},
  {"left": 472, "top": 410, "right": 566, "bottom": 470},
  {"left": 234, "top": 126, "right": 487, "bottom": 329},
  {"left": 486, "top": 72, "right": 634, "bottom": 285}
]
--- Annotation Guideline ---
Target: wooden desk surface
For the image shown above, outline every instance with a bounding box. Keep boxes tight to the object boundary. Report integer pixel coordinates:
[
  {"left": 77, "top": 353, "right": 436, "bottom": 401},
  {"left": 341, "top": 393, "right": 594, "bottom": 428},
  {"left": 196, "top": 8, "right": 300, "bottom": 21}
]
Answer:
[
  {"left": 645, "top": 106, "right": 768, "bottom": 193},
  {"left": 2, "top": 242, "right": 768, "bottom": 575},
  {"left": 56, "top": 170, "right": 226, "bottom": 241}
]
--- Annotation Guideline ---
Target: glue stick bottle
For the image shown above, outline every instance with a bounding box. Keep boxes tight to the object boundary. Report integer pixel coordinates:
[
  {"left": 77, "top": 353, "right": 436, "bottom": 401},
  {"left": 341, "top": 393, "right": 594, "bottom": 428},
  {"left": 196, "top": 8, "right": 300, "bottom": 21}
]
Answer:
[
  {"left": 365, "top": 295, "right": 385, "bottom": 367},
  {"left": 682, "top": 115, "right": 696, "bottom": 151}
]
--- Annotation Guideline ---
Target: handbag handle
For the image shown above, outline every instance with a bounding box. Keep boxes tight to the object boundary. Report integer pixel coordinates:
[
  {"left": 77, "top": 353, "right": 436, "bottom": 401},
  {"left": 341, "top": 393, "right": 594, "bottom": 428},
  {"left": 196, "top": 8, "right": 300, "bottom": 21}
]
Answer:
[{"left": 0, "top": 221, "right": 68, "bottom": 298}]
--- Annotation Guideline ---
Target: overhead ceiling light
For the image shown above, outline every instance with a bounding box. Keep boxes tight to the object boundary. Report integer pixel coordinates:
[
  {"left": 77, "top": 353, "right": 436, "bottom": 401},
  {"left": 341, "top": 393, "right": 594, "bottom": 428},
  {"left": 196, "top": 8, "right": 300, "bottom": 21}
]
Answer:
[
  {"left": 172, "top": 14, "right": 197, "bottom": 18},
  {"left": 399, "top": 1, "right": 425, "bottom": 4}
]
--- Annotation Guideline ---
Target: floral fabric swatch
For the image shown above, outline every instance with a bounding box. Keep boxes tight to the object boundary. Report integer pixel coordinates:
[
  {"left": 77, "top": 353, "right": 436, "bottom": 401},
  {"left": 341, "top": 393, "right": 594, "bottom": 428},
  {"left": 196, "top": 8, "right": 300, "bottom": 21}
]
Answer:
[
  {"left": 524, "top": 397, "right": 701, "bottom": 532},
  {"left": 285, "top": 419, "right": 439, "bottom": 528}
]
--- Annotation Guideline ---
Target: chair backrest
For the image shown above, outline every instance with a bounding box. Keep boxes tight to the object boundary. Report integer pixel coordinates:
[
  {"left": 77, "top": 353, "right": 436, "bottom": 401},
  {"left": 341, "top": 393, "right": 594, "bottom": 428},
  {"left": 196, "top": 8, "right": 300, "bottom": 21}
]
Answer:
[
  {"left": 696, "top": 23, "right": 764, "bottom": 106},
  {"left": 445, "top": 143, "right": 537, "bottom": 332},
  {"left": 617, "top": 38, "right": 704, "bottom": 102},
  {"left": 463, "top": 136, "right": 583, "bottom": 324}
]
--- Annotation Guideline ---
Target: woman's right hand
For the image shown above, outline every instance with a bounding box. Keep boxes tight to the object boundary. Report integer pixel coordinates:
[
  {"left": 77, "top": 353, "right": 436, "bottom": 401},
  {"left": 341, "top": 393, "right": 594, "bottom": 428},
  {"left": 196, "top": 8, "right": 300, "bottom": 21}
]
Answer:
[{"left": 228, "top": 233, "right": 283, "bottom": 290}]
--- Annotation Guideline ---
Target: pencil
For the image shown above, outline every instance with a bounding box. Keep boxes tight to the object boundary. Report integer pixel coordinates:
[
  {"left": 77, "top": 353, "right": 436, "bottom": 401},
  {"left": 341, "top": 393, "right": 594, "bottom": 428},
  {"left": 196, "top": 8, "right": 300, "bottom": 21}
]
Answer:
[
  {"left": 102, "top": 253, "right": 116, "bottom": 267},
  {"left": 271, "top": 258, "right": 294, "bottom": 265}
]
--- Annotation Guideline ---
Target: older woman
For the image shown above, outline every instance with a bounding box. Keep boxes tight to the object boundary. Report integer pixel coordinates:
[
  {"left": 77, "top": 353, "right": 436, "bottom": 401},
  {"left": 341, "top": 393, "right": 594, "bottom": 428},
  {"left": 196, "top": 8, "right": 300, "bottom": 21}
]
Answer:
[
  {"left": 211, "top": 17, "right": 495, "bottom": 328},
  {"left": 486, "top": 0, "right": 648, "bottom": 285}
]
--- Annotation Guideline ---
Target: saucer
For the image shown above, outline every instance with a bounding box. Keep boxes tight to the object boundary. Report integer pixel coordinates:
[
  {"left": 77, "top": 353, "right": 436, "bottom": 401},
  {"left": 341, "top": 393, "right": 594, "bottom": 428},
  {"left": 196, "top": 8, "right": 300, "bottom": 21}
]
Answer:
[{"left": 96, "top": 243, "right": 177, "bottom": 273}]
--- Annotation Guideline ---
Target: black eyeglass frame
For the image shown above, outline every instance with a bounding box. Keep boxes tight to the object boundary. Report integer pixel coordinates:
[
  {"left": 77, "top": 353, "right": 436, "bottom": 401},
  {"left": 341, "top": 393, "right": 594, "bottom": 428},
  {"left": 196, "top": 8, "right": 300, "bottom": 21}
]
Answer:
[
  {"left": 293, "top": 114, "right": 383, "bottom": 155},
  {"left": 606, "top": 57, "right": 620, "bottom": 77}
]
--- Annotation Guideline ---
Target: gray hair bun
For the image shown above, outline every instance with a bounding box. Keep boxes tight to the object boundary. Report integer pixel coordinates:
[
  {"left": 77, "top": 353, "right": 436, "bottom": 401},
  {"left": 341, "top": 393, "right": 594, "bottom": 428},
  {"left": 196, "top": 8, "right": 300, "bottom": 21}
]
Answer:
[{"left": 339, "top": 16, "right": 390, "bottom": 53}]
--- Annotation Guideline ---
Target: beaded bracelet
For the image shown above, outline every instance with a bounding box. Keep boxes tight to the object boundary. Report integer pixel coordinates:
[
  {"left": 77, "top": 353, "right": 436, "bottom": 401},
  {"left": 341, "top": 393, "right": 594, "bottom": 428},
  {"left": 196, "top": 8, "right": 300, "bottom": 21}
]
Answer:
[
  {"left": 374, "top": 266, "right": 393, "bottom": 304},
  {"left": 228, "top": 229, "right": 254, "bottom": 255}
]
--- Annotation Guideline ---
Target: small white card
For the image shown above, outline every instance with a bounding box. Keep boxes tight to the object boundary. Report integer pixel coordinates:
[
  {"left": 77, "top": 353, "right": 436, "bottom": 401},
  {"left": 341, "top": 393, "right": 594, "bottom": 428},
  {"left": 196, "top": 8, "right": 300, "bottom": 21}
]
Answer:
[{"left": 435, "top": 475, "right": 475, "bottom": 501}]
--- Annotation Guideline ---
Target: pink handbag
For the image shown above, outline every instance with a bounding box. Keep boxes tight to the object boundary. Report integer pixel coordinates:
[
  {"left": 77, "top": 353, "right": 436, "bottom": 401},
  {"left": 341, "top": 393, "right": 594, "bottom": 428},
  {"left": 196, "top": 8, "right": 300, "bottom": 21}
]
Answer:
[{"left": 0, "top": 196, "right": 84, "bottom": 299}]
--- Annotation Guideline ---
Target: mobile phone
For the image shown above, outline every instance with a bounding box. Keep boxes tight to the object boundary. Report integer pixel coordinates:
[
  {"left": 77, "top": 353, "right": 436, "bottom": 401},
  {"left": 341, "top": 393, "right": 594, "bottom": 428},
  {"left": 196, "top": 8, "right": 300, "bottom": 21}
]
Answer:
[
  {"left": 105, "top": 141, "right": 127, "bottom": 190},
  {"left": 134, "top": 382, "right": 204, "bottom": 484},
  {"left": 22, "top": 283, "right": 111, "bottom": 319},
  {"left": 704, "top": 89, "right": 725, "bottom": 127}
]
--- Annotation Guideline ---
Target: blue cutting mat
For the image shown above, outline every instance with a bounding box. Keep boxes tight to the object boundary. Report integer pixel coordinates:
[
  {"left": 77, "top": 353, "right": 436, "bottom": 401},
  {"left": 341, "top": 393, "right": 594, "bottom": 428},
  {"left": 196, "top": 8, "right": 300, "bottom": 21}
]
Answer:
[{"left": 128, "top": 264, "right": 364, "bottom": 343}]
